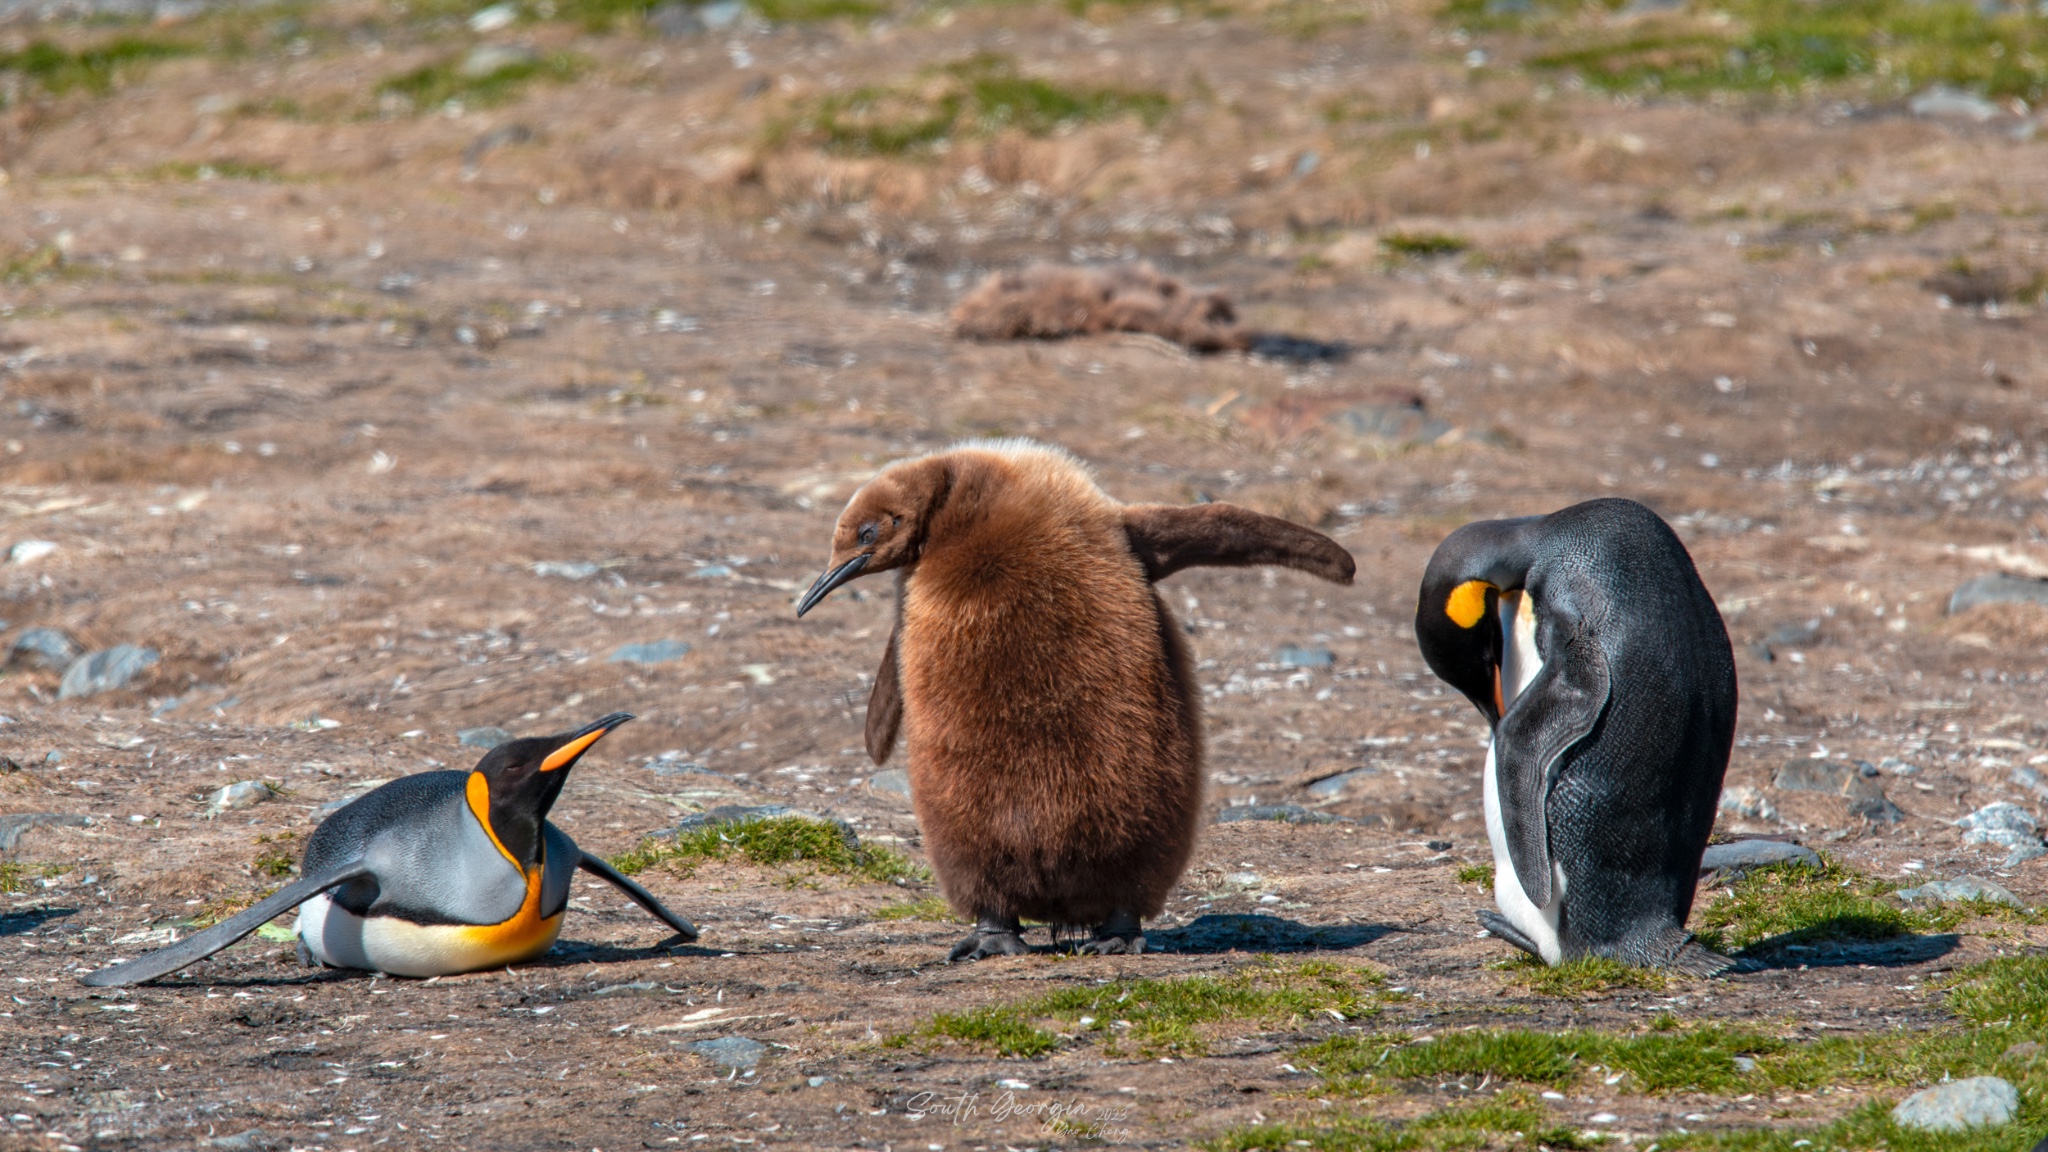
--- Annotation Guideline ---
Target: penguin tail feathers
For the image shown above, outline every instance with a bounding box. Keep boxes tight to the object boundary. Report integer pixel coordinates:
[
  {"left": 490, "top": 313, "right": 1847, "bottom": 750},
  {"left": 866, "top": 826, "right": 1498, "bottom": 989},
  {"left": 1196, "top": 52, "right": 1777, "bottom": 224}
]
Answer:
[
  {"left": 1666, "top": 938, "right": 1737, "bottom": 978},
  {"left": 79, "top": 862, "right": 372, "bottom": 987},
  {"left": 577, "top": 851, "right": 699, "bottom": 944}
]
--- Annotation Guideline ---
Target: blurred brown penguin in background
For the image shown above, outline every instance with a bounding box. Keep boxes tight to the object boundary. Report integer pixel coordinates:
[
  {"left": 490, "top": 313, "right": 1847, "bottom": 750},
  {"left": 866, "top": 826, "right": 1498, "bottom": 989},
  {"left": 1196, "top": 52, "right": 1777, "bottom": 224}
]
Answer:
[{"left": 796, "top": 440, "right": 1355, "bottom": 961}]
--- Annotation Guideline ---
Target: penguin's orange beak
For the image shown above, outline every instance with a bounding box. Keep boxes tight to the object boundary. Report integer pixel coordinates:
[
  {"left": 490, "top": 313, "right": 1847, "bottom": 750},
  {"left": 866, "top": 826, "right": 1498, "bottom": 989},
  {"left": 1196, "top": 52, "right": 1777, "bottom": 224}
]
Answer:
[
  {"left": 796, "top": 552, "right": 869, "bottom": 617},
  {"left": 540, "top": 711, "right": 633, "bottom": 772}
]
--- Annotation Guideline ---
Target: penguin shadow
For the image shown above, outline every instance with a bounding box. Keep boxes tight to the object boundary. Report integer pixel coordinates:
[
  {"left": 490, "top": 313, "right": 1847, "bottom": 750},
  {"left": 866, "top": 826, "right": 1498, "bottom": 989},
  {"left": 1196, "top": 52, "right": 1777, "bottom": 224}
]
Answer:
[
  {"left": 1148, "top": 914, "right": 1397, "bottom": 955},
  {"left": 532, "top": 937, "right": 715, "bottom": 966},
  {"left": 1732, "top": 930, "right": 1962, "bottom": 971},
  {"left": 0, "top": 906, "right": 73, "bottom": 937}
]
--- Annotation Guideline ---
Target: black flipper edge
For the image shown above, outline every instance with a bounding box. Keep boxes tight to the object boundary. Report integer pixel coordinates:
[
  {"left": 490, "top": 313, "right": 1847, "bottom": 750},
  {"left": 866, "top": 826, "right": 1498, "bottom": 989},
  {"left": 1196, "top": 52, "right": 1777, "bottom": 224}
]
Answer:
[
  {"left": 577, "top": 852, "right": 699, "bottom": 944},
  {"left": 79, "top": 861, "right": 374, "bottom": 987},
  {"left": 1476, "top": 909, "right": 1545, "bottom": 960}
]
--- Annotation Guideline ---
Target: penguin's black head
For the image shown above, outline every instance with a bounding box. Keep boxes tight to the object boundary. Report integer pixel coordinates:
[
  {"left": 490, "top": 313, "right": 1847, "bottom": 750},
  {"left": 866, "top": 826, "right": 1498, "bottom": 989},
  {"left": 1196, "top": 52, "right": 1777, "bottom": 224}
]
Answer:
[
  {"left": 796, "top": 454, "right": 952, "bottom": 616},
  {"left": 1414, "top": 517, "right": 1540, "bottom": 726},
  {"left": 471, "top": 711, "right": 633, "bottom": 868}
]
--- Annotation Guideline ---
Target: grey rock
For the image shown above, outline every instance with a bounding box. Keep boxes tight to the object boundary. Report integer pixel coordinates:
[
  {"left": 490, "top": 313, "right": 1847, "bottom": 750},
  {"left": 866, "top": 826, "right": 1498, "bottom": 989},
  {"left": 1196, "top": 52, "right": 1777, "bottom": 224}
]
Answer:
[
  {"left": 671, "top": 804, "right": 857, "bottom": 848},
  {"left": 44, "top": 750, "right": 62, "bottom": 765},
  {"left": 649, "top": 0, "right": 704, "bottom": 35},
  {"left": 0, "top": 813, "right": 90, "bottom": 853},
  {"left": 200, "top": 1131, "right": 280, "bottom": 1151},
  {"left": 531, "top": 560, "right": 598, "bottom": 580},
  {"left": 1949, "top": 573, "right": 2048, "bottom": 615},
  {"left": 689, "top": 564, "right": 735, "bottom": 579},
  {"left": 1732, "top": 1055, "right": 1759, "bottom": 1073},
  {"left": 1890, "top": 1076, "right": 2018, "bottom": 1131},
  {"left": 650, "top": 757, "right": 725, "bottom": 778},
  {"left": 57, "top": 645, "right": 159, "bottom": 699},
  {"left": 609, "top": 639, "right": 692, "bottom": 666},
  {"left": 1718, "top": 785, "right": 1778, "bottom": 821},
  {"left": 1957, "top": 802, "right": 2047, "bottom": 866},
  {"left": 1881, "top": 757, "right": 1920, "bottom": 777},
  {"left": 689, "top": 1036, "right": 767, "bottom": 1069},
  {"left": 588, "top": 981, "right": 662, "bottom": 998},
  {"left": 699, "top": 0, "right": 743, "bottom": 27},
  {"left": 2005, "top": 1041, "right": 2041, "bottom": 1061},
  {"left": 458, "top": 726, "right": 516, "bottom": 750},
  {"left": 2014, "top": 766, "right": 2048, "bottom": 802},
  {"left": 1909, "top": 86, "right": 2003, "bottom": 123},
  {"left": 459, "top": 43, "right": 539, "bottom": 79},
  {"left": 868, "top": 768, "right": 912, "bottom": 797},
  {"left": 1275, "top": 645, "right": 1334, "bottom": 669},
  {"left": 1769, "top": 618, "right": 1822, "bottom": 647},
  {"left": 1848, "top": 788, "right": 1907, "bottom": 825},
  {"left": 1216, "top": 804, "right": 1346, "bottom": 825},
  {"left": 1307, "top": 769, "right": 1370, "bottom": 800},
  {"left": 205, "top": 780, "right": 275, "bottom": 818},
  {"left": 1774, "top": 760, "right": 1856, "bottom": 793},
  {"left": 9, "top": 627, "right": 80, "bottom": 670},
  {"left": 1324, "top": 403, "right": 1456, "bottom": 446},
  {"left": 1699, "top": 839, "right": 1819, "bottom": 877},
  {"left": 1292, "top": 150, "right": 1319, "bottom": 178},
  {"left": 1895, "top": 876, "right": 2022, "bottom": 908}
]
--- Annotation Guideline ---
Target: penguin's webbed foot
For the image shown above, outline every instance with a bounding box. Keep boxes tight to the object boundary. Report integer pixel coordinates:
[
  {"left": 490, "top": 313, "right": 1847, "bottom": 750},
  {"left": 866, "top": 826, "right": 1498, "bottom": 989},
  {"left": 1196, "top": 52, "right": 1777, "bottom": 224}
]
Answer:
[
  {"left": 1476, "top": 909, "right": 1545, "bottom": 960},
  {"left": 1075, "top": 911, "right": 1147, "bottom": 956},
  {"left": 947, "top": 914, "right": 1030, "bottom": 963},
  {"left": 1665, "top": 937, "right": 1739, "bottom": 978},
  {"left": 295, "top": 938, "right": 319, "bottom": 969}
]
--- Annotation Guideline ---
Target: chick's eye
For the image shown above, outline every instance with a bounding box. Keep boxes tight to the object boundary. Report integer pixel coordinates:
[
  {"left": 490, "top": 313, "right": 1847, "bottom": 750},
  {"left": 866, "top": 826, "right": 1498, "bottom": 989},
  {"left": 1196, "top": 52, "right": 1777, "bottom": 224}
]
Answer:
[{"left": 857, "top": 524, "right": 878, "bottom": 546}]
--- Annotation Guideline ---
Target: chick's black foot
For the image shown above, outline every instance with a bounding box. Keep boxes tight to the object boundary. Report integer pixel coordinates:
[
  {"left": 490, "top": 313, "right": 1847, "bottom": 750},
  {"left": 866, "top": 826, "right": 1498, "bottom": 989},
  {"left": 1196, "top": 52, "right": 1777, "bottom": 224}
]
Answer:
[
  {"left": 1076, "top": 910, "right": 1147, "bottom": 956},
  {"left": 948, "top": 914, "right": 1030, "bottom": 962}
]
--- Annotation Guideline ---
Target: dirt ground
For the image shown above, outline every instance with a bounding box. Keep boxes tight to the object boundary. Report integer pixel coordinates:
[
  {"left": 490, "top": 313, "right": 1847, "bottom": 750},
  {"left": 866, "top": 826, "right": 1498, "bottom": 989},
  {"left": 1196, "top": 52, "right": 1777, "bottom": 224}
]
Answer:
[{"left": 4, "top": 0, "right": 2048, "bottom": 1147}]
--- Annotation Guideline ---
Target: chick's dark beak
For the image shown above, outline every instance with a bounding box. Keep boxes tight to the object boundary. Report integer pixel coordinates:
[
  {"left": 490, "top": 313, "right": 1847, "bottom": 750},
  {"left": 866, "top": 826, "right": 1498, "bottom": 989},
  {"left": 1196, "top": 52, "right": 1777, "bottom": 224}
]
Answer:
[
  {"left": 540, "top": 711, "right": 634, "bottom": 772},
  {"left": 796, "top": 553, "right": 869, "bottom": 617}
]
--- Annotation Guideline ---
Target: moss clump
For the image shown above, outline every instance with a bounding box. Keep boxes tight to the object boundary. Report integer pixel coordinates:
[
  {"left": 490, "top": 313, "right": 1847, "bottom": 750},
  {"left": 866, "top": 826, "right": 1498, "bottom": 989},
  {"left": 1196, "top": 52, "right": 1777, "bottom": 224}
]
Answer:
[
  {"left": 873, "top": 896, "right": 959, "bottom": 922},
  {"left": 1483, "top": 0, "right": 2048, "bottom": 102},
  {"left": 375, "top": 50, "right": 582, "bottom": 113},
  {"left": 1496, "top": 952, "right": 1670, "bottom": 996},
  {"left": 1208, "top": 1090, "right": 1597, "bottom": 1152},
  {"left": 1949, "top": 953, "right": 2048, "bottom": 1031},
  {"left": 1689, "top": 855, "right": 2015, "bottom": 954},
  {"left": 608, "top": 815, "right": 917, "bottom": 885},
  {"left": 1455, "top": 863, "right": 1494, "bottom": 886},
  {"left": 0, "top": 36, "right": 196, "bottom": 97},
  {"left": 1379, "top": 231, "right": 1471, "bottom": 260},
  {"left": 790, "top": 53, "right": 1172, "bottom": 155},
  {"left": 911, "top": 959, "right": 1389, "bottom": 1059}
]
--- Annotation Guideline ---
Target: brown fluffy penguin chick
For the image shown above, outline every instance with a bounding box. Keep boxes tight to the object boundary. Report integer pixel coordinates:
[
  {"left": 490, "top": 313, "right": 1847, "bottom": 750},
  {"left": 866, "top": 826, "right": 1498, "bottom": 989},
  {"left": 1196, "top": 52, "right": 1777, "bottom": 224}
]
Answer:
[{"left": 796, "top": 440, "right": 1355, "bottom": 961}]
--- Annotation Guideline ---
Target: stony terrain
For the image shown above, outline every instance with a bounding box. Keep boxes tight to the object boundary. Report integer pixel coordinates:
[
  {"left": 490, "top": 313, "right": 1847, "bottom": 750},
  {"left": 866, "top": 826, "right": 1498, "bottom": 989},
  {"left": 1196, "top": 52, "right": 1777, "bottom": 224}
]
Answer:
[{"left": 4, "top": 0, "right": 2048, "bottom": 1147}]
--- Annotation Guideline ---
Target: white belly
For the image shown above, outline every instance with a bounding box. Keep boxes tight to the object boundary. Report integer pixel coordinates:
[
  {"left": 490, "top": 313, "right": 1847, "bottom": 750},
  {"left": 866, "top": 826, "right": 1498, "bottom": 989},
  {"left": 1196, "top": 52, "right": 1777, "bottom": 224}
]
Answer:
[
  {"left": 1484, "top": 588, "right": 1565, "bottom": 964},
  {"left": 297, "top": 890, "right": 562, "bottom": 978},
  {"left": 1483, "top": 740, "right": 1566, "bottom": 964}
]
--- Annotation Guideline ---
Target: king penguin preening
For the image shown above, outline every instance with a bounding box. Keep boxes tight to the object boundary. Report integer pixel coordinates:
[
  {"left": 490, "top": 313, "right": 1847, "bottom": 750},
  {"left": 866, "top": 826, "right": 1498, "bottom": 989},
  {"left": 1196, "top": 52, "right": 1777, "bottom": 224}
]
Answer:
[
  {"left": 1414, "top": 498, "right": 1737, "bottom": 976},
  {"left": 82, "top": 713, "right": 699, "bottom": 987},
  {"left": 795, "top": 439, "right": 1355, "bottom": 961}
]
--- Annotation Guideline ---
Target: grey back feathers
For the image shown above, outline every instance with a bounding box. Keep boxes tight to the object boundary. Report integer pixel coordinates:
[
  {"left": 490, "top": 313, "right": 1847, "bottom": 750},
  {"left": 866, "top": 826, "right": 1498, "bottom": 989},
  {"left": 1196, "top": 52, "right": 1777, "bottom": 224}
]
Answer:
[{"left": 307, "top": 772, "right": 527, "bottom": 927}]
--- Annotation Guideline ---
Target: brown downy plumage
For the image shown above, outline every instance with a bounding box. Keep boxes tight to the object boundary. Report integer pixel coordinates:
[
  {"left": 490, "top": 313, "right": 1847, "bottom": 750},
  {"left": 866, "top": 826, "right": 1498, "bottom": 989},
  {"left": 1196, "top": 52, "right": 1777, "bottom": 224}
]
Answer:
[{"left": 796, "top": 440, "right": 1354, "bottom": 961}]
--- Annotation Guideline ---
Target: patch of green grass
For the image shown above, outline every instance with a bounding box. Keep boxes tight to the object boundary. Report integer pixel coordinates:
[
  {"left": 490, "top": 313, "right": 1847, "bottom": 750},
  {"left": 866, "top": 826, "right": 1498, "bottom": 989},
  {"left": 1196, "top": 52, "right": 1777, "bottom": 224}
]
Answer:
[
  {"left": 0, "top": 36, "right": 197, "bottom": 97},
  {"left": 751, "top": 0, "right": 891, "bottom": 19},
  {"left": 375, "top": 49, "right": 583, "bottom": 113},
  {"left": 252, "top": 831, "right": 299, "bottom": 879},
  {"left": 910, "top": 959, "right": 1389, "bottom": 1059},
  {"left": 1455, "top": 863, "right": 1493, "bottom": 886},
  {"left": 1509, "top": 0, "right": 2048, "bottom": 101},
  {"left": 1689, "top": 855, "right": 2012, "bottom": 954},
  {"left": 873, "top": 896, "right": 960, "bottom": 922},
  {"left": 1949, "top": 953, "right": 2048, "bottom": 1030},
  {"left": 0, "top": 861, "right": 68, "bottom": 895},
  {"left": 607, "top": 815, "right": 917, "bottom": 884},
  {"left": 789, "top": 53, "right": 1172, "bottom": 155},
  {"left": 1495, "top": 952, "right": 1670, "bottom": 996},
  {"left": 1380, "top": 231, "right": 1471, "bottom": 260},
  {"left": 148, "top": 160, "right": 282, "bottom": 182},
  {"left": 1660, "top": 1097, "right": 2045, "bottom": 1152},
  {"left": 1208, "top": 1090, "right": 1596, "bottom": 1152},
  {"left": 1, "top": 245, "right": 63, "bottom": 284}
]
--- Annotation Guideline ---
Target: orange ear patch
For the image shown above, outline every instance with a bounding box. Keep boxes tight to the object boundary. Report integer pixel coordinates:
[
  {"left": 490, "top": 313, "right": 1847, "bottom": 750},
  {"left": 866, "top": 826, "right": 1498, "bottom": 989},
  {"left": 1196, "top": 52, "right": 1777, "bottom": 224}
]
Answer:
[
  {"left": 541, "top": 727, "right": 608, "bottom": 772},
  {"left": 466, "top": 772, "right": 520, "bottom": 870},
  {"left": 1445, "top": 579, "right": 1495, "bottom": 629}
]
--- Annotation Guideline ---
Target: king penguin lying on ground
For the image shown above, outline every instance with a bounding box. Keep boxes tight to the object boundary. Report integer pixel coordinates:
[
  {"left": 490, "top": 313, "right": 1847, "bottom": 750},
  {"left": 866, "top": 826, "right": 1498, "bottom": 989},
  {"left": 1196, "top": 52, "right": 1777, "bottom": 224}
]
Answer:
[
  {"left": 796, "top": 439, "right": 1356, "bottom": 961},
  {"left": 1415, "top": 498, "right": 1736, "bottom": 975},
  {"left": 82, "top": 713, "right": 698, "bottom": 986}
]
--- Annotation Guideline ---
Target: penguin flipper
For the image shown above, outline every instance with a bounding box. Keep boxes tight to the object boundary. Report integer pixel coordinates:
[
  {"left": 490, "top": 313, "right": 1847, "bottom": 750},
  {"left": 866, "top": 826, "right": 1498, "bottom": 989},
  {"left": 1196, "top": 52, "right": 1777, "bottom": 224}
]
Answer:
[
  {"left": 1495, "top": 631, "right": 1610, "bottom": 909},
  {"left": 577, "top": 852, "right": 700, "bottom": 943},
  {"left": 865, "top": 618, "right": 903, "bottom": 766},
  {"left": 79, "top": 862, "right": 374, "bottom": 987},
  {"left": 1121, "top": 503, "right": 1356, "bottom": 585}
]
